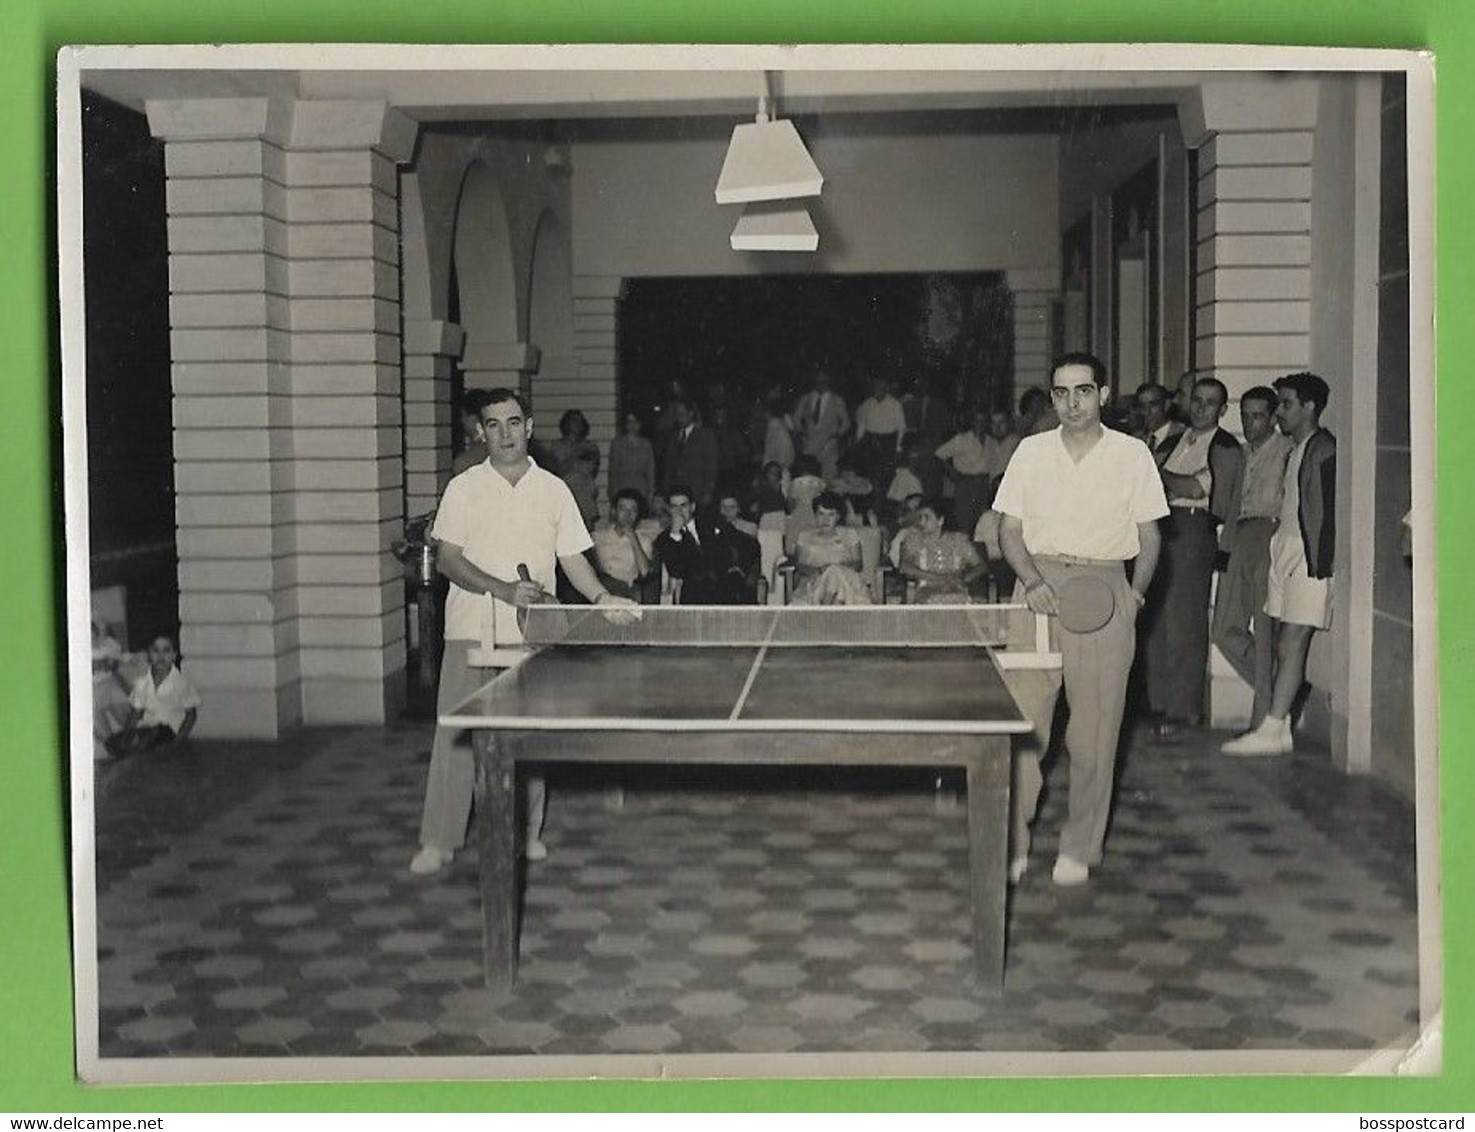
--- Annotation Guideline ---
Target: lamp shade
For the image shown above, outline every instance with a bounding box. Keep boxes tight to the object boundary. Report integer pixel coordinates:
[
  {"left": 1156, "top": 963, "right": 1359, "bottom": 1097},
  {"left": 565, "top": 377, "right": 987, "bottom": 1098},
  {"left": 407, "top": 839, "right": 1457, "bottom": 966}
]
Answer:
[
  {"left": 730, "top": 202, "right": 818, "bottom": 252},
  {"left": 715, "top": 117, "right": 823, "bottom": 205}
]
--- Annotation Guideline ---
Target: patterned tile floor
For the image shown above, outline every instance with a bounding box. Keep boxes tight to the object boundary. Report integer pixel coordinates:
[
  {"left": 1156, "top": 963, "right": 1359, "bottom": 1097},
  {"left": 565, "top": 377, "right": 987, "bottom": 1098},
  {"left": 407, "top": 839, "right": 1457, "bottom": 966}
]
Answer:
[{"left": 93, "top": 716, "right": 1422, "bottom": 1060}]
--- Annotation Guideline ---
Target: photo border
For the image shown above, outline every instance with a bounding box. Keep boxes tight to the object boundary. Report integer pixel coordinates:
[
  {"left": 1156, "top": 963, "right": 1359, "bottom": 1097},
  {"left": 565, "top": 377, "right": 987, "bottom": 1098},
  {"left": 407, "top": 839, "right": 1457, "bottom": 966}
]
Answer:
[{"left": 5, "top": 2, "right": 1469, "bottom": 1113}]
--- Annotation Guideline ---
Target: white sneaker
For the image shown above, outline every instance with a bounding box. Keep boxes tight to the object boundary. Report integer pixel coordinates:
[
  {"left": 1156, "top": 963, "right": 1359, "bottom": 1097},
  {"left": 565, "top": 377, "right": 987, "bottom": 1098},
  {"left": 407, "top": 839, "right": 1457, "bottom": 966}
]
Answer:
[
  {"left": 1009, "top": 858, "right": 1029, "bottom": 885},
  {"left": 409, "top": 846, "right": 453, "bottom": 875},
  {"left": 524, "top": 837, "right": 548, "bottom": 862},
  {"left": 1052, "top": 856, "right": 1090, "bottom": 886},
  {"left": 1221, "top": 718, "right": 1293, "bottom": 757}
]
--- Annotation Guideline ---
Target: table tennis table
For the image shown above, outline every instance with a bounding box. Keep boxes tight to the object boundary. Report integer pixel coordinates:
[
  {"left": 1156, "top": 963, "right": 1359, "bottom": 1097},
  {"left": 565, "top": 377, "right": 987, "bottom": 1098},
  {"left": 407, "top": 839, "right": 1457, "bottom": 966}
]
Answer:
[{"left": 441, "top": 604, "right": 1054, "bottom": 994}]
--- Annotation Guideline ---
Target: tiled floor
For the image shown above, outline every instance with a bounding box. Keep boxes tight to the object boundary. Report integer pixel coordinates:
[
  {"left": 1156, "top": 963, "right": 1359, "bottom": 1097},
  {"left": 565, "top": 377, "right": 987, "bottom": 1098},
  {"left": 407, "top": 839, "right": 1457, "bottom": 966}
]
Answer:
[{"left": 92, "top": 716, "right": 1422, "bottom": 1060}]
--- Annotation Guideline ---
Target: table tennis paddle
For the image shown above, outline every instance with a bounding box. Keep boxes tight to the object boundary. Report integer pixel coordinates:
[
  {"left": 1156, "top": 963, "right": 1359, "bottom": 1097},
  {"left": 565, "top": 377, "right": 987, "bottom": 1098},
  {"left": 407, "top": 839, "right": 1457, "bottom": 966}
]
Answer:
[{"left": 1056, "top": 574, "right": 1116, "bottom": 634}]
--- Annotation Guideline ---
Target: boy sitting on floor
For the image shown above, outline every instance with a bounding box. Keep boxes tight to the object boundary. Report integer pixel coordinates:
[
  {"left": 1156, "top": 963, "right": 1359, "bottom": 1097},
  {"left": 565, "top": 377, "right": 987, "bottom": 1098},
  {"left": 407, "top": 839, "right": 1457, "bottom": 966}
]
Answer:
[{"left": 106, "top": 635, "right": 200, "bottom": 758}]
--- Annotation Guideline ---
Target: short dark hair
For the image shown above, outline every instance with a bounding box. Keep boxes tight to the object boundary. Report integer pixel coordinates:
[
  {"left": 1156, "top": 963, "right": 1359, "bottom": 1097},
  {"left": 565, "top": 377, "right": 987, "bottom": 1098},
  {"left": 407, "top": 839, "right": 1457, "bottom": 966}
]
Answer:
[
  {"left": 483, "top": 387, "right": 530, "bottom": 417},
  {"left": 1018, "top": 386, "right": 1051, "bottom": 417},
  {"left": 1193, "top": 376, "right": 1230, "bottom": 407},
  {"left": 1135, "top": 382, "right": 1168, "bottom": 405},
  {"left": 917, "top": 495, "right": 950, "bottom": 528},
  {"left": 1240, "top": 385, "right": 1278, "bottom": 414},
  {"left": 666, "top": 483, "right": 696, "bottom": 506},
  {"left": 559, "top": 409, "right": 590, "bottom": 439},
  {"left": 1051, "top": 352, "right": 1108, "bottom": 389},
  {"left": 461, "top": 388, "right": 494, "bottom": 417},
  {"left": 1274, "top": 371, "right": 1331, "bottom": 418},
  {"left": 813, "top": 491, "right": 848, "bottom": 518},
  {"left": 612, "top": 487, "right": 648, "bottom": 518}
]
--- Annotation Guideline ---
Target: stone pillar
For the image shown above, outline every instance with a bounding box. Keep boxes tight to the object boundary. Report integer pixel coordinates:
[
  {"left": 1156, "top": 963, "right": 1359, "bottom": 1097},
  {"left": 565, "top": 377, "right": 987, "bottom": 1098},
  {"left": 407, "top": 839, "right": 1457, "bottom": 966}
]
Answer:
[
  {"left": 1005, "top": 267, "right": 1056, "bottom": 403},
  {"left": 568, "top": 275, "right": 623, "bottom": 505},
  {"left": 1180, "top": 80, "right": 1319, "bottom": 728},
  {"left": 149, "top": 97, "right": 418, "bottom": 737},
  {"left": 403, "top": 319, "right": 465, "bottom": 518}
]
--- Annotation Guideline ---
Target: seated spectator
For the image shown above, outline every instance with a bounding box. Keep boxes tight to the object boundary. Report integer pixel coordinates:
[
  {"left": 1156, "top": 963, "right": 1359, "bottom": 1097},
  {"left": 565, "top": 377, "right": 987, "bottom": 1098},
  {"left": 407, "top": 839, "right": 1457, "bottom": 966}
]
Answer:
[
  {"left": 592, "top": 488, "right": 659, "bottom": 602},
  {"left": 92, "top": 620, "right": 136, "bottom": 762},
  {"left": 895, "top": 497, "right": 986, "bottom": 604},
  {"left": 717, "top": 493, "right": 759, "bottom": 539},
  {"left": 711, "top": 403, "right": 754, "bottom": 500},
  {"left": 884, "top": 439, "right": 927, "bottom": 528},
  {"left": 973, "top": 508, "right": 1015, "bottom": 601},
  {"left": 785, "top": 455, "right": 829, "bottom": 552},
  {"left": 827, "top": 450, "right": 875, "bottom": 524},
  {"left": 106, "top": 635, "right": 200, "bottom": 759},
  {"left": 654, "top": 484, "right": 761, "bottom": 605},
  {"left": 750, "top": 461, "right": 788, "bottom": 520},
  {"left": 790, "top": 491, "right": 873, "bottom": 606},
  {"left": 760, "top": 392, "right": 797, "bottom": 475},
  {"left": 887, "top": 492, "right": 926, "bottom": 568}
]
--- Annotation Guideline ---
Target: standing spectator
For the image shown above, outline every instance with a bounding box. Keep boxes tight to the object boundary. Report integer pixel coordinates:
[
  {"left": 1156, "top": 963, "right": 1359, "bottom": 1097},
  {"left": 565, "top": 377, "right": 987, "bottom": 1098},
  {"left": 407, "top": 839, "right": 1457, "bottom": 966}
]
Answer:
[
  {"left": 711, "top": 403, "right": 753, "bottom": 500},
  {"left": 1222, "top": 372, "right": 1337, "bottom": 757},
  {"left": 1017, "top": 385, "right": 1059, "bottom": 437},
  {"left": 853, "top": 374, "right": 907, "bottom": 500},
  {"left": 1135, "top": 382, "right": 1183, "bottom": 464},
  {"left": 982, "top": 408, "right": 1020, "bottom": 500},
  {"left": 650, "top": 378, "right": 688, "bottom": 479},
  {"left": 451, "top": 389, "right": 493, "bottom": 476},
  {"left": 564, "top": 448, "right": 601, "bottom": 530},
  {"left": 902, "top": 376, "right": 954, "bottom": 496},
  {"left": 661, "top": 397, "right": 721, "bottom": 507},
  {"left": 1143, "top": 376, "right": 1244, "bottom": 737},
  {"left": 751, "top": 461, "right": 788, "bottom": 520},
  {"left": 759, "top": 391, "right": 796, "bottom": 474},
  {"left": 935, "top": 407, "right": 994, "bottom": 539},
  {"left": 1211, "top": 386, "right": 1294, "bottom": 729},
  {"left": 794, "top": 368, "right": 851, "bottom": 479},
  {"left": 607, "top": 410, "right": 656, "bottom": 510},
  {"left": 1170, "top": 372, "right": 1197, "bottom": 426},
  {"left": 548, "top": 409, "right": 600, "bottom": 480}
]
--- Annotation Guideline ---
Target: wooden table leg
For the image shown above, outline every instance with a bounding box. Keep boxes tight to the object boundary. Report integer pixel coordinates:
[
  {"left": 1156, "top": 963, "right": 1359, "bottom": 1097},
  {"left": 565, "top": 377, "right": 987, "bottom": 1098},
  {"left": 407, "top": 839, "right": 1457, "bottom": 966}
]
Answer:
[
  {"left": 474, "top": 730, "right": 519, "bottom": 994},
  {"left": 964, "top": 738, "right": 1010, "bottom": 988}
]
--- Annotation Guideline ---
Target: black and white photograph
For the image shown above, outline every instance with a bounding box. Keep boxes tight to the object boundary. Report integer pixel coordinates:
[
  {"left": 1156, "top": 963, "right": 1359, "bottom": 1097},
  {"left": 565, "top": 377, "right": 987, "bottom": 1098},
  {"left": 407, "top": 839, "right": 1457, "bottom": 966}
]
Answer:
[{"left": 58, "top": 43, "right": 1438, "bottom": 1083}]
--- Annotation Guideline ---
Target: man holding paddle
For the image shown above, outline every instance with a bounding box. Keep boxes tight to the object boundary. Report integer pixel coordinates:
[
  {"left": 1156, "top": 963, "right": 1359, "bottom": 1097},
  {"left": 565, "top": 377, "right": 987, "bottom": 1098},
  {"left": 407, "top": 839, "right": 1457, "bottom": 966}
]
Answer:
[
  {"left": 994, "top": 353, "right": 1168, "bottom": 887},
  {"left": 409, "top": 388, "right": 636, "bottom": 876}
]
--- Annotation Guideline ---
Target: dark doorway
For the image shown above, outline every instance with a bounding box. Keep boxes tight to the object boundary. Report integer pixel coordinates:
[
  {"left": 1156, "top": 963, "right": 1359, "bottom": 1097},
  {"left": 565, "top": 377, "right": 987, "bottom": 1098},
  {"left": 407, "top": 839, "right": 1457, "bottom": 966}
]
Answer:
[
  {"left": 81, "top": 92, "right": 177, "bottom": 651},
  {"left": 617, "top": 272, "right": 1012, "bottom": 431}
]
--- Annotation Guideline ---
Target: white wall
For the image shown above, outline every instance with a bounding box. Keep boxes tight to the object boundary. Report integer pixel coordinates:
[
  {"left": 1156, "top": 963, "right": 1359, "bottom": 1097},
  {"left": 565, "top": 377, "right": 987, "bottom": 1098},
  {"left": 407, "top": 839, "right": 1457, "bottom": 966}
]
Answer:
[{"left": 570, "top": 128, "right": 1060, "bottom": 278}]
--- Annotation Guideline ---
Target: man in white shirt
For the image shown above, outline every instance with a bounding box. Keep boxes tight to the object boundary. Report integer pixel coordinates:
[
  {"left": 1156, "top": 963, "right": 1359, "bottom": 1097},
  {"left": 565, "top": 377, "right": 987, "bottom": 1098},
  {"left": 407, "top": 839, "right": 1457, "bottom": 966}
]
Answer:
[
  {"left": 794, "top": 368, "right": 851, "bottom": 479},
  {"left": 410, "top": 389, "right": 637, "bottom": 876},
  {"left": 1211, "top": 386, "right": 1293, "bottom": 730},
  {"left": 994, "top": 352, "right": 1167, "bottom": 887},
  {"left": 1134, "top": 382, "right": 1183, "bottom": 463},
  {"left": 935, "top": 408, "right": 998, "bottom": 538},
  {"left": 853, "top": 375, "right": 907, "bottom": 498}
]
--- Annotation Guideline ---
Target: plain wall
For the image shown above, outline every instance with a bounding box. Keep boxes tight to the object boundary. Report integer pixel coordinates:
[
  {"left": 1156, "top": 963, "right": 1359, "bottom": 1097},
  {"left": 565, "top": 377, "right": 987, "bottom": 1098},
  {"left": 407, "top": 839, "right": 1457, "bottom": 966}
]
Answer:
[{"left": 570, "top": 124, "right": 1060, "bottom": 278}]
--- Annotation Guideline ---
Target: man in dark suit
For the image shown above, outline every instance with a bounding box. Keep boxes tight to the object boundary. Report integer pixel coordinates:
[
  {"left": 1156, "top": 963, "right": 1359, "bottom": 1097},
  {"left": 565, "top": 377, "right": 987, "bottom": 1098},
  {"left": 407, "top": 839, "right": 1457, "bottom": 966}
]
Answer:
[
  {"left": 654, "top": 484, "right": 761, "bottom": 605},
  {"left": 1144, "top": 375, "right": 1245, "bottom": 737},
  {"left": 661, "top": 397, "right": 721, "bottom": 507}
]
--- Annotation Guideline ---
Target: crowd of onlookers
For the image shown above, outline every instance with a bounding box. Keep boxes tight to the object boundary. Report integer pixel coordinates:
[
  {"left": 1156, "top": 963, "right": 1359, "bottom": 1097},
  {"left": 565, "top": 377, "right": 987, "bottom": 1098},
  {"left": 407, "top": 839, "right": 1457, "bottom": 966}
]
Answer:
[
  {"left": 453, "top": 368, "right": 1065, "bottom": 611},
  {"left": 448, "top": 362, "right": 1328, "bottom": 737}
]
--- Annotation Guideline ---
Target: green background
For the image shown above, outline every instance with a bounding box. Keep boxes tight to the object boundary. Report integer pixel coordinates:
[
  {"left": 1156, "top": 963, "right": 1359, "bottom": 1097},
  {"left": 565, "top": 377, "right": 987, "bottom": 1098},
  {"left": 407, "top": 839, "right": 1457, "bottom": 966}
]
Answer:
[{"left": 2, "top": 0, "right": 1466, "bottom": 1112}]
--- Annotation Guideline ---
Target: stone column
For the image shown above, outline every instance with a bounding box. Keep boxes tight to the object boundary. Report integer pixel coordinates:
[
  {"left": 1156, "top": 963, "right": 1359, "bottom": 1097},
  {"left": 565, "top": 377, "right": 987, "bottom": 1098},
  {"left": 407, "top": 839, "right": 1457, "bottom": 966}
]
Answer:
[
  {"left": 403, "top": 318, "right": 465, "bottom": 519},
  {"left": 1005, "top": 267, "right": 1057, "bottom": 402},
  {"left": 148, "top": 97, "right": 418, "bottom": 737}
]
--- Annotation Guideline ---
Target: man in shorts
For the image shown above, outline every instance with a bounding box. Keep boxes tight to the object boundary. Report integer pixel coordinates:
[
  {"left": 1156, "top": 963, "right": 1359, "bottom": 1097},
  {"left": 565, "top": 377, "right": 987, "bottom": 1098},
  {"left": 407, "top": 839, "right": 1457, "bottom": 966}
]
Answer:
[{"left": 1221, "top": 372, "right": 1336, "bottom": 757}]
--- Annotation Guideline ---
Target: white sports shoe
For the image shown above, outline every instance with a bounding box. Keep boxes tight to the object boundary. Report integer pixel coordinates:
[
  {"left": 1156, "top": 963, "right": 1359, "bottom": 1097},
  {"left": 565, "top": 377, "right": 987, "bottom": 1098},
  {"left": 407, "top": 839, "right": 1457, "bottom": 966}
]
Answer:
[
  {"left": 1221, "top": 718, "right": 1294, "bottom": 757},
  {"left": 408, "top": 846, "right": 453, "bottom": 875},
  {"left": 1052, "top": 856, "right": 1090, "bottom": 887}
]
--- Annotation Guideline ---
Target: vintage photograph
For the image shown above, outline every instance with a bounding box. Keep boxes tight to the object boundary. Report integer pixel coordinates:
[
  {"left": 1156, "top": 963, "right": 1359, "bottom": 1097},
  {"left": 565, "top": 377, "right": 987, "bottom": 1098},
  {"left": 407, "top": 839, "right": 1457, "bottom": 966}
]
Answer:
[{"left": 59, "top": 44, "right": 1438, "bottom": 1083}]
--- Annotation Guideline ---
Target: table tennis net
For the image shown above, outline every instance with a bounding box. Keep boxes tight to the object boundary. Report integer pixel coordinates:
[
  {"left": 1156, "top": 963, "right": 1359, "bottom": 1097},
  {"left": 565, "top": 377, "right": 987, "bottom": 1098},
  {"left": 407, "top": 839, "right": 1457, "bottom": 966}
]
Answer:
[{"left": 519, "top": 604, "right": 1037, "bottom": 649}]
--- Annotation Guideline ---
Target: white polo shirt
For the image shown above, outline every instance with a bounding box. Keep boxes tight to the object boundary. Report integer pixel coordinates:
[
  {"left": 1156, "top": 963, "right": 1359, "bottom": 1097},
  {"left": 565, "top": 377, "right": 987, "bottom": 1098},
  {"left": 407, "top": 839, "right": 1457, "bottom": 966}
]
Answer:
[
  {"left": 855, "top": 394, "right": 907, "bottom": 442},
  {"left": 993, "top": 426, "right": 1169, "bottom": 560},
  {"left": 432, "top": 457, "right": 593, "bottom": 643},
  {"left": 129, "top": 666, "right": 201, "bottom": 732}
]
